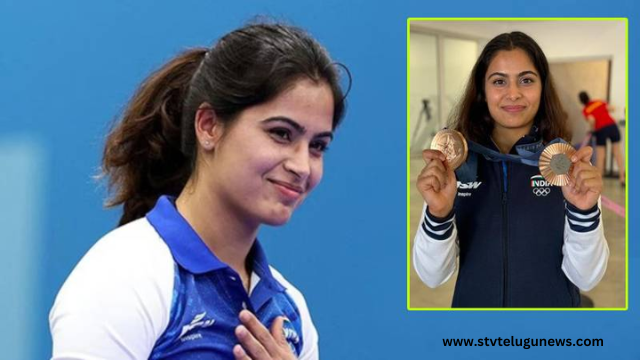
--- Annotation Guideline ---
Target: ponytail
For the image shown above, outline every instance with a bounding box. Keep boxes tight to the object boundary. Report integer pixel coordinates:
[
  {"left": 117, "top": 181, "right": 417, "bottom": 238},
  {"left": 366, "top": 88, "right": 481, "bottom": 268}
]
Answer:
[{"left": 102, "top": 48, "right": 207, "bottom": 226}]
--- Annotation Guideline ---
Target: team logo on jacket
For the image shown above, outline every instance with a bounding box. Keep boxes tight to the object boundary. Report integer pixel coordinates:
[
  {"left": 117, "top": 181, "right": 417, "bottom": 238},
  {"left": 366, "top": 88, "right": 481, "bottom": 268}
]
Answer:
[
  {"left": 457, "top": 181, "right": 482, "bottom": 197},
  {"left": 282, "top": 318, "right": 301, "bottom": 355},
  {"left": 530, "top": 175, "right": 551, "bottom": 197},
  {"left": 179, "top": 312, "right": 215, "bottom": 342}
]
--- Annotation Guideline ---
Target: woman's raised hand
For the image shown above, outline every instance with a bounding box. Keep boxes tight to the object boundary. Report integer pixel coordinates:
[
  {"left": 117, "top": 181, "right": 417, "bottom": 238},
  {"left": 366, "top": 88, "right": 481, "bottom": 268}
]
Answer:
[
  {"left": 233, "top": 310, "right": 297, "bottom": 360},
  {"left": 562, "top": 146, "right": 603, "bottom": 211},
  {"left": 416, "top": 149, "right": 458, "bottom": 218}
]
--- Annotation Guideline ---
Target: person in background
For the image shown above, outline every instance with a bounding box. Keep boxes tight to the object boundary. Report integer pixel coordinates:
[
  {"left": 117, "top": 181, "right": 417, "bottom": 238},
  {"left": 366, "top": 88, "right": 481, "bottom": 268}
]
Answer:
[
  {"left": 579, "top": 91, "right": 625, "bottom": 186},
  {"left": 49, "top": 22, "right": 348, "bottom": 360}
]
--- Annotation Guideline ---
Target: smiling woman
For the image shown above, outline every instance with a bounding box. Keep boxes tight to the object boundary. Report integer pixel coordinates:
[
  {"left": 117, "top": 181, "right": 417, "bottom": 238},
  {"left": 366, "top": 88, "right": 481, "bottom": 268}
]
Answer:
[
  {"left": 49, "top": 22, "right": 348, "bottom": 359},
  {"left": 484, "top": 48, "right": 542, "bottom": 153},
  {"left": 188, "top": 79, "right": 336, "bottom": 229},
  {"left": 413, "top": 31, "right": 608, "bottom": 308}
]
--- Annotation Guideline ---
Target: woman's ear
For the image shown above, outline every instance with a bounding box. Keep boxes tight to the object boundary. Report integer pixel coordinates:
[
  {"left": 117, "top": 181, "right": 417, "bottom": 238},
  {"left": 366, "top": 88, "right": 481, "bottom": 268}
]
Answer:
[{"left": 194, "top": 103, "right": 224, "bottom": 151}]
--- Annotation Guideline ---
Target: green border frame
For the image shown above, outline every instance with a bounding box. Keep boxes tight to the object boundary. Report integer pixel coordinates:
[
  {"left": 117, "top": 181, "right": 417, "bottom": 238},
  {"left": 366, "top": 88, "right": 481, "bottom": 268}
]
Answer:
[{"left": 406, "top": 17, "right": 629, "bottom": 311}]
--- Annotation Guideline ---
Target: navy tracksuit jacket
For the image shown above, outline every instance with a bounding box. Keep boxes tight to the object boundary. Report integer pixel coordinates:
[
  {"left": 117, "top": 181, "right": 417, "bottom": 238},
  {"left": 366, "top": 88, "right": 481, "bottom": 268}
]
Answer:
[{"left": 451, "top": 134, "right": 585, "bottom": 307}]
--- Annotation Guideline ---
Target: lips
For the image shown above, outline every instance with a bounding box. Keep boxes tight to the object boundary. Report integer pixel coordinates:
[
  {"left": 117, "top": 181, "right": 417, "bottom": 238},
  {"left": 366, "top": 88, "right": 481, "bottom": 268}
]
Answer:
[
  {"left": 501, "top": 105, "right": 526, "bottom": 112},
  {"left": 268, "top": 179, "right": 305, "bottom": 201}
]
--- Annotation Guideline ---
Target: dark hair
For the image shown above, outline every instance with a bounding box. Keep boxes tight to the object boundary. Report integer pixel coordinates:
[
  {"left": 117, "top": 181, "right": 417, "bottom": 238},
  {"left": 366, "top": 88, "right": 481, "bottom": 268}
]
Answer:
[
  {"left": 102, "top": 23, "right": 348, "bottom": 225},
  {"left": 578, "top": 91, "right": 590, "bottom": 105},
  {"left": 451, "top": 31, "right": 570, "bottom": 144}
]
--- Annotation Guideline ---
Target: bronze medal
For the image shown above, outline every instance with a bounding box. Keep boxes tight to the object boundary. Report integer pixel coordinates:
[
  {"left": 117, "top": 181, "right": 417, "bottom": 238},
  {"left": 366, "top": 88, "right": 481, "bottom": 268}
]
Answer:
[
  {"left": 430, "top": 129, "right": 468, "bottom": 170},
  {"left": 538, "top": 143, "right": 576, "bottom": 186}
]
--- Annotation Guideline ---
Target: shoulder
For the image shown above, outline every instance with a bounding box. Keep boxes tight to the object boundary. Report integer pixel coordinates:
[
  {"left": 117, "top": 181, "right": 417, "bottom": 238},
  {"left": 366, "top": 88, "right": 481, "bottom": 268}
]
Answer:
[
  {"left": 269, "top": 266, "right": 307, "bottom": 305},
  {"left": 59, "top": 218, "right": 175, "bottom": 288},
  {"left": 50, "top": 218, "right": 176, "bottom": 359},
  {"left": 53, "top": 217, "right": 176, "bottom": 306},
  {"left": 269, "top": 266, "right": 318, "bottom": 321},
  {"left": 89, "top": 217, "right": 173, "bottom": 269}
]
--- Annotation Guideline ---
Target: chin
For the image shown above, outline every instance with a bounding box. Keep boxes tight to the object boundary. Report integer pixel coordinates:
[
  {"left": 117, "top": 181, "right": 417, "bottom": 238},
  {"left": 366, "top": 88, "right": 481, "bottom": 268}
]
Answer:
[
  {"left": 263, "top": 216, "right": 292, "bottom": 226},
  {"left": 496, "top": 119, "right": 532, "bottom": 129},
  {"left": 261, "top": 207, "right": 294, "bottom": 226}
]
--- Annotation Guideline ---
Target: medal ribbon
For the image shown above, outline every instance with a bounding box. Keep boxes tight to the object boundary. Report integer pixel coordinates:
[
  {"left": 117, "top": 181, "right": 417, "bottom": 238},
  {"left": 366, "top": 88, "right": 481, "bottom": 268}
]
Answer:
[
  {"left": 466, "top": 137, "right": 568, "bottom": 167},
  {"left": 455, "top": 137, "right": 569, "bottom": 183}
]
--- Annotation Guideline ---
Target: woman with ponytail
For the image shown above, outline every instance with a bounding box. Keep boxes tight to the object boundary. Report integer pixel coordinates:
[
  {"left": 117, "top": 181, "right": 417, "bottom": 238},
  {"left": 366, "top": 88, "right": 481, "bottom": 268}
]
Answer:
[{"left": 50, "top": 22, "right": 348, "bottom": 360}]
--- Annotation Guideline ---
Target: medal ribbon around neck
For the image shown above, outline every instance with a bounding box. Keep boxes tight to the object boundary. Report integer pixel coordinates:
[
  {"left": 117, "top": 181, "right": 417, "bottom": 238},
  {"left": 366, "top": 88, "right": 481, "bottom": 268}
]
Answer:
[{"left": 465, "top": 137, "right": 575, "bottom": 186}]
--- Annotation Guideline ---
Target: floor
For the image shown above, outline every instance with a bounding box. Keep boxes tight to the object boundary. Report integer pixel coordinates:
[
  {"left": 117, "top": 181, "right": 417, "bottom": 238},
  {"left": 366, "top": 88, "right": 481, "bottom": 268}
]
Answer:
[{"left": 408, "top": 156, "right": 626, "bottom": 309}]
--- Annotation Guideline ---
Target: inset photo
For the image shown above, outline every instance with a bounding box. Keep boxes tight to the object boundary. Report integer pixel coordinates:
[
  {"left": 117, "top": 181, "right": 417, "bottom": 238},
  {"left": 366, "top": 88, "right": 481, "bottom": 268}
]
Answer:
[{"left": 407, "top": 18, "right": 627, "bottom": 310}]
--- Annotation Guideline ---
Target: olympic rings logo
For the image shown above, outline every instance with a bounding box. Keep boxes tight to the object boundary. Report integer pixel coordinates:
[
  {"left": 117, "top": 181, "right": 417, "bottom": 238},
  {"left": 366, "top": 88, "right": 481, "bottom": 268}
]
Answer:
[{"left": 532, "top": 187, "right": 551, "bottom": 197}]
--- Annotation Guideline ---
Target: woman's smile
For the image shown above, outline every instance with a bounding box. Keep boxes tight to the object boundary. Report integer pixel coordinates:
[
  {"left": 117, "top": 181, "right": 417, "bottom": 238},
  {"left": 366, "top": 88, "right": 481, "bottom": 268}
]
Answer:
[{"left": 268, "top": 178, "right": 305, "bottom": 203}]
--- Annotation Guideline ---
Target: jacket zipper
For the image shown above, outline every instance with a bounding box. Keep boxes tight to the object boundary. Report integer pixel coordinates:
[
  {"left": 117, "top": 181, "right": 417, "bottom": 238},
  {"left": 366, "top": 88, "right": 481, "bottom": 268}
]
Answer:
[{"left": 501, "top": 161, "right": 509, "bottom": 307}]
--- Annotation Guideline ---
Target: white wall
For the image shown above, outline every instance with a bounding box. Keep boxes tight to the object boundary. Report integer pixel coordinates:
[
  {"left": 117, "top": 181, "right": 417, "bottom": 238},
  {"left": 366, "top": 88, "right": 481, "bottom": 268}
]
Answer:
[
  {"left": 409, "top": 33, "right": 438, "bottom": 153},
  {"left": 409, "top": 30, "right": 478, "bottom": 153},
  {"left": 442, "top": 38, "right": 478, "bottom": 125}
]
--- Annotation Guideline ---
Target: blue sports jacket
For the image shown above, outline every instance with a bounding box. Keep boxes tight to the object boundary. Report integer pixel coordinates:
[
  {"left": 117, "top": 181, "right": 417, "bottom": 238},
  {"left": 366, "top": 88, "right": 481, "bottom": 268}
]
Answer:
[{"left": 415, "top": 129, "right": 604, "bottom": 308}]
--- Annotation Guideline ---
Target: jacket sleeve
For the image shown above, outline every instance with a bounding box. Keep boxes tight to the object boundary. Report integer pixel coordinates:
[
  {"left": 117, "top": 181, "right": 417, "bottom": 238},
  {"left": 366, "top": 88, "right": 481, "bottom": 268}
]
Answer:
[
  {"left": 561, "top": 201, "right": 609, "bottom": 291},
  {"left": 412, "top": 203, "right": 458, "bottom": 288},
  {"left": 49, "top": 222, "right": 175, "bottom": 360}
]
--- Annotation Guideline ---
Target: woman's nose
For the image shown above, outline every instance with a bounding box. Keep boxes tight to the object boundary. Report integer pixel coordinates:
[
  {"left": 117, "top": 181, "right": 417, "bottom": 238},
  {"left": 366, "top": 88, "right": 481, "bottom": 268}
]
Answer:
[
  {"left": 506, "top": 83, "right": 522, "bottom": 101},
  {"left": 283, "top": 144, "right": 311, "bottom": 180}
]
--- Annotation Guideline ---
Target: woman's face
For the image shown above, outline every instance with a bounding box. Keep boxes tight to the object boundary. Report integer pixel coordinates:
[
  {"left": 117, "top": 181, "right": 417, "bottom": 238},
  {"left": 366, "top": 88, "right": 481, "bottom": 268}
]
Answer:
[
  {"left": 209, "top": 78, "right": 334, "bottom": 226},
  {"left": 484, "top": 48, "right": 542, "bottom": 134}
]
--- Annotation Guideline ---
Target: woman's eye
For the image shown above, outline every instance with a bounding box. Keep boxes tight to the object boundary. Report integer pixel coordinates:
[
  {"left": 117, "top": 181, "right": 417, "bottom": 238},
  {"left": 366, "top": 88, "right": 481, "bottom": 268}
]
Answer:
[
  {"left": 310, "top": 141, "right": 329, "bottom": 154},
  {"left": 269, "top": 128, "right": 291, "bottom": 141},
  {"left": 521, "top": 77, "right": 535, "bottom": 84},
  {"left": 492, "top": 79, "right": 506, "bottom": 86}
]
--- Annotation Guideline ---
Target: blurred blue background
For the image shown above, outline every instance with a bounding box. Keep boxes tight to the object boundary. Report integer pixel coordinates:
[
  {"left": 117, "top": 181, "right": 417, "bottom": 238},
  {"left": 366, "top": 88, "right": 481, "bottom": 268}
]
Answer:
[{"left": 1, "top": 0, "right": 638, "bottom": 359}]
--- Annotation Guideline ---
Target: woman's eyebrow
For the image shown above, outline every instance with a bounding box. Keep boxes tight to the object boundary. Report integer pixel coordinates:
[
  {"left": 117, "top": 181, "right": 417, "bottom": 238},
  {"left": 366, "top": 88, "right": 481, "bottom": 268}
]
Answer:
[
  {"left": 487, "top": 70, "right": 539, "bottom": 79},
  {"left": 487, "top": 71, "right": 507, "bottom": 79},
  {"left": 262, "top": 117, "right": 306, "bottom": 133},
  {"left": 261, "top": 116, "right": 333, "bottom": 140},
  {"left": 315, "top": 131, "right": 334, "bottom": 141},
  {"left": 518, "top": 70, "right": 539, "bottom": 77}
]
